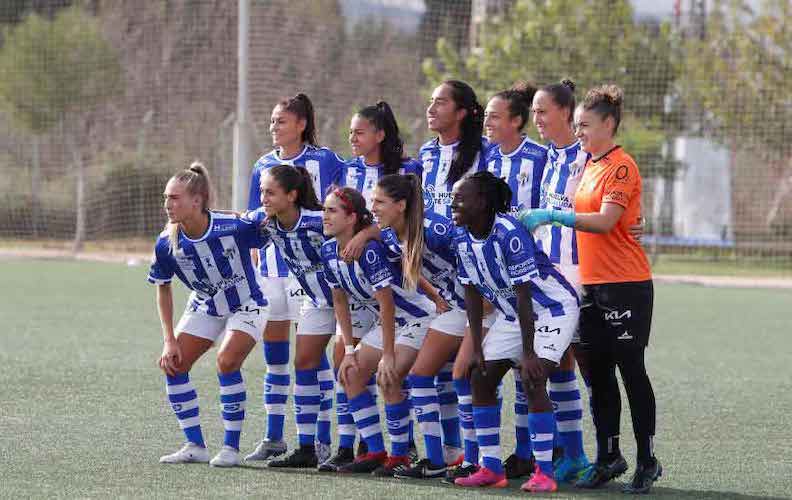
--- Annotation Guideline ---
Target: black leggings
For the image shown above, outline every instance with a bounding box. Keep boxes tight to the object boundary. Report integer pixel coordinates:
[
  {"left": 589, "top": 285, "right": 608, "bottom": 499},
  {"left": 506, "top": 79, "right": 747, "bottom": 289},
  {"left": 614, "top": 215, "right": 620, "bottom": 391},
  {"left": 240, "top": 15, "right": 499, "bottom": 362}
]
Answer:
[{"left": 580, "top": 280, "right": 656, "bottom": 464}]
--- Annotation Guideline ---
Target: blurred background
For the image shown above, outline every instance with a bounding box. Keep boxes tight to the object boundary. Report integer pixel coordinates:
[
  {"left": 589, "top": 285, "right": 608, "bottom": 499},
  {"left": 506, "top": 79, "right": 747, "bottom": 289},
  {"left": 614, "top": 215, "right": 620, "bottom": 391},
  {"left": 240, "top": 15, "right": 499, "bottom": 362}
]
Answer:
[{"left": 0, "top": 0, "right": 789, "bottom": 277}]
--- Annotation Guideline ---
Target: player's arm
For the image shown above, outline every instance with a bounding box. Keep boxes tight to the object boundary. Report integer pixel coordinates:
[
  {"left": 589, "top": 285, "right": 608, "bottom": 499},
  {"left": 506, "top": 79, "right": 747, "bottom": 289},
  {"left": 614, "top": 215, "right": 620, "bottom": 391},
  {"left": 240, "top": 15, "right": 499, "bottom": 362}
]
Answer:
[
  {"left": 463, "top": 284, "right": 485, "bottom": 377},
  {"left": 418, "top": 275, "right": 449, "bottom": 314},
  {"left": 373, "top": 286, "right": 398, "bottom": 388},
  {"left": 341, "top": 223, "right": 381, "bottom": 262},
  {"left": 513, "top": 282, "right": 541, "bottom": 388},
  {"left": 333, "top": 288, "right": 359, "bottom": 386},
  {"left": 156, "top": 283, "right": 181, "bottom": 376}
]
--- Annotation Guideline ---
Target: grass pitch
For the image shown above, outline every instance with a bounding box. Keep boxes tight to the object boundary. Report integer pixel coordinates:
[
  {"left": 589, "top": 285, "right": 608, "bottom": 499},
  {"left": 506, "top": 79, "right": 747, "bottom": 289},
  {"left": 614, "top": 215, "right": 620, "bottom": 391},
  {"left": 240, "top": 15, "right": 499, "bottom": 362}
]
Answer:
[{"left": 1, "top": 259, "right": 790, "bottom": 499}]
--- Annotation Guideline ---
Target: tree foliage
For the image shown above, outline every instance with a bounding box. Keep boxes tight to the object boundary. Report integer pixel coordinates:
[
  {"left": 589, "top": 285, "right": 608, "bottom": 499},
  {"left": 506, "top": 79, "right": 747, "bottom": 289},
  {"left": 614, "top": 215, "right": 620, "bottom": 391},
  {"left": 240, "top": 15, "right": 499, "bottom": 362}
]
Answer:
[
  {"left": 680, "top": 0, "right": 791, "bottom": 157},
  {"left": 422, "top": 0, "right": 677, "bottom": 174},
  {"left": 0, "top": 5, "right": 122, "bottom": 134}
]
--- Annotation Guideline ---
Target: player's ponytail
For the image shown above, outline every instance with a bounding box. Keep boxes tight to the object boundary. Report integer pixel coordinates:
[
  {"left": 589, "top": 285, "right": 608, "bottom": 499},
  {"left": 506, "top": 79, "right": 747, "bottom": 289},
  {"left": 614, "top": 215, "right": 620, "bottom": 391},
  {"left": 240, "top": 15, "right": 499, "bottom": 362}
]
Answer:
[
  {"left": 493, "top": 80, "right": 538, "bottom": 131},
  {"left": 357, "top": 100, "right": 405, "bottom": 176},
  {"left": 280, "top": 93, "right": 318, "bottom": 146},
  {"left": 167, "top": 160, "right": 213, "bottom": 253},
  {"left": 444, "top": 80, "right": 484, "bottom": 186},
  {"left": 376, "top": 173, "right": 424, "bottom": 292},
  {"left": 330, "top": 186, "right": 374, "bottom": 234},
  {"left": 582, "top": 84, "right": 623, "bottom": 135},
  {"left": 268, "top": 165, "right": 323, "bottom": 218},
  {"left": 540, "top": 78, "right": 577, "bottom": 124}
]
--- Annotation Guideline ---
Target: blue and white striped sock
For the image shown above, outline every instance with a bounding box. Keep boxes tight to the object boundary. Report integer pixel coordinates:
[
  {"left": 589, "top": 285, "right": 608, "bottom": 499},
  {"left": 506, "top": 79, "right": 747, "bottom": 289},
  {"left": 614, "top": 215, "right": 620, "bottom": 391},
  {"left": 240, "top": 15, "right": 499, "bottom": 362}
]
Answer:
[
  {"left": 436, "top": 361, "right": 461, "bottom": 449},
  {"left": 409, "top": 374, "right": 444, "bottom": 466},
  {"left": 349, "top": 391, "right": 385, "bottom": 453},
  {"left": 473, "top": 405, "right": 503, "bottom": 474},
  {"left": 317, "top": 354, "right": 334, "bottom": 446},
  {"left": 549, "top": 370, "right": 585, "bottom": 459},
  {"left": 528, "top": 411, "right": 555, "bottom": 476},
  {"left": 401, "top": 379, "right": 415, "bottom": 448},
  {"left": 512, "top": 369, "right": 533, "bottom": 460},
  {"left": 454, "top": 378, "right": 478, "bottom": 465},
  {"left": 166, "top": 373, "right": 204, "bottom": 447},
  {"left": 335, "top": 371, "right": 356, "bottom": 449},
  {"left": 294, "top": 369, "right": 320, "bottom": 447},
  {"left": 385, "top": 398, "right": 411, "bottom": 457},
  {"left": 218, "top": 371, "right": 246, "bottom": 450},
  {"left": 263, "top": 341, "right": 289, "bottom": 442}
]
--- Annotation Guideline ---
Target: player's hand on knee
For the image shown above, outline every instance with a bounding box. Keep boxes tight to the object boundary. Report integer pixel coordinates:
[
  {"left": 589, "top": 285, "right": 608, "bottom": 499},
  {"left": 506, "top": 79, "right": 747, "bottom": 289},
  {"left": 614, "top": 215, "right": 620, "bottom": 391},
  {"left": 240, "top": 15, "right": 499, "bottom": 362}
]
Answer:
[
  {"left": 159, "top": 340, "right": 182, "bottom": 376},
  {"left": 520, "top": 353, "right": 545, "bottom": 389}
]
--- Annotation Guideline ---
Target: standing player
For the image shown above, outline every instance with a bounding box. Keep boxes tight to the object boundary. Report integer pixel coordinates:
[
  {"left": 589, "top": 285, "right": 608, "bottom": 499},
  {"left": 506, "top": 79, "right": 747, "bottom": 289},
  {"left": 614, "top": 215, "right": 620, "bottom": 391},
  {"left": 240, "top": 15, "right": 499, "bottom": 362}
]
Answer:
[
  {"left": 246, "top": 165, "right": 376, "bottom": 469},
  {"left": 246, "top": 94, "right": 344, "bottom": 463},
  {"left": 529, "top": 79, "right": 592, "bottom": 482},
  {"left": 342, "top": 101, "right": 422, "bottom": 207},
  {"left": 421, "top": 80, "right": 489, "bottom": 219},
  {"left": 151, "top": 162, "right": 268, "bottom": 468},
  {"left": 482, "top": 81, "right": 555, "bottom": 480},
  {"left": 484, "top": 82, "right": 547, "bottom": 215},
  {"left": 321, "top": 186, "right": 436, "bottom": 474},
  {"left": 450, "top": 171, "right": 579, "bottom": 492},
  {"left": 419, "top": 80, "right": 488, "bottom": 459},
  {"left": 521, "top": 85, "right": 661, "bottom": 493}
]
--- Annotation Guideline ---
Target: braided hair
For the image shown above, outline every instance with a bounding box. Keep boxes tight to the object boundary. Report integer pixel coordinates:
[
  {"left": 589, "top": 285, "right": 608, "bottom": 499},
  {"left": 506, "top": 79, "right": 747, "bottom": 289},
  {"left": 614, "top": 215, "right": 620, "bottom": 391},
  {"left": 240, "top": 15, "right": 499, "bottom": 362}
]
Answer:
[{"left": 466, "top": 171, "right": 512, "bottom": 225}]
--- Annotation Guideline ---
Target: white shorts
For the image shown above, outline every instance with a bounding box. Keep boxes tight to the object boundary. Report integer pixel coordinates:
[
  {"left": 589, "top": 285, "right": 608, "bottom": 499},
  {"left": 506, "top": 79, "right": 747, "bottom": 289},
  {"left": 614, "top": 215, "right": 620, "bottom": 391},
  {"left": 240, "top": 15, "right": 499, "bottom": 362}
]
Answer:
[
  {"left": 557, "top": 264, "right": 582, "bottom": 343},
  {"left": 482, "top": 306, "right": 578, "bottom": 365},
  {"left": 360, "top": 316, "right": 434, "bottom": 352},
  {"left": 335, "top": 302, "right": 380, "bottom": 339},
  {"left": 259, "top": 276, "right": 305, "bottom": 322},
  {"left": 296, "top": 302, "right": 335, "bottom": 336},
  {"left": 429, "top": 308, "right": 467, "bottom": 337},
  {"left": 176, "top": 299, "right": 268, "bottom": 344}
]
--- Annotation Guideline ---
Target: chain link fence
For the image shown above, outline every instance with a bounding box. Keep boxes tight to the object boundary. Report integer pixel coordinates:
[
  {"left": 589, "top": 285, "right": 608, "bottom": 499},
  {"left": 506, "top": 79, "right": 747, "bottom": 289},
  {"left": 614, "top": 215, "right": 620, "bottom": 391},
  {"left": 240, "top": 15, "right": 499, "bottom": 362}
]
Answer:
[{"left": 0, "top": 0, "right": 789, "bottom": 275}]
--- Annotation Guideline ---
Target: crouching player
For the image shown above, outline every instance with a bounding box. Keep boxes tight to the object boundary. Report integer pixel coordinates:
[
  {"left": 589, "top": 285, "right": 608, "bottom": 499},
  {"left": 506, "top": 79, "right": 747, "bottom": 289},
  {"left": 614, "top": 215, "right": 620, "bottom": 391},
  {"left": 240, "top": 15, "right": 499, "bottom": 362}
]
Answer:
[
  {"left": 449, "top": 171, "right": 579, "bottom": 492},
  {"left": 321, "top": 186, "right": 437, "bottom": 475},
  {"left": 151, "top": 162, "right": 268, "bottom": 467}
]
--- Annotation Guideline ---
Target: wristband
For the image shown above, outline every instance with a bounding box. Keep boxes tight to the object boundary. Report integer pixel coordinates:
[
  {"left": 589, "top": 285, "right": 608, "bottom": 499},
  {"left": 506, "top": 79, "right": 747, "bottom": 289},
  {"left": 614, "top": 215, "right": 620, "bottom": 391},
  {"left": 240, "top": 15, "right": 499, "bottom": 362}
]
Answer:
[{"left": 344, "top": 344, "right": 355, "bottom": 355}]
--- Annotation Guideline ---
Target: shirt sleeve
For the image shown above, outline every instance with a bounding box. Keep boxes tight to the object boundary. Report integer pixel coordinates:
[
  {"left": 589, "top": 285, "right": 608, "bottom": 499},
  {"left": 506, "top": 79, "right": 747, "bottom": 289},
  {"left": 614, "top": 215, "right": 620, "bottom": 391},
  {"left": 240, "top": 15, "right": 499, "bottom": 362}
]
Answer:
[
  {"left": 329, "top": 152, "right": 346, "bottom": 187},
  {"left": 248, "top": 164, "right": 262, "bottom": 211},
  {"left": 320, "top": 244, "right": 341, "bottom": 289},
  {"left": 360, "top": 242, "right": 394, "bottom": 291},
  {"left": 380, "top": 229, "right": 403, "bottom": 263},
  {"left": 403, "top": 158, "right": 423, "bottom": 179},
  {"left": 240, "top": 208, "right": 272, "bottom": 248},
  {"left": 454, "top": 240, "right": 473, "bottom": 286},
  {"left": 502, "top": 227, "right": 539, "bottom": 285},
  {"left": 147, "top": 240, "right": 175, "bottom": 285},
  {"left": 602, "top": 159, "right": 639, "bottom": 209}
]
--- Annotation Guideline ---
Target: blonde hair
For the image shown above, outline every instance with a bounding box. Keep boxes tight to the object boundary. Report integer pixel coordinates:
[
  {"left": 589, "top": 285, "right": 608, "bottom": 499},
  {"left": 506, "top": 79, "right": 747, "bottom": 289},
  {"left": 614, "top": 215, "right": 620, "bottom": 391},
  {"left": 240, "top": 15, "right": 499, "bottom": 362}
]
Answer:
[
  {"left": 167, "top": 161, "right": 213, "bottom": 253},
  {"left": 375, "top": 174, "right": 424, "bottom": 292}
]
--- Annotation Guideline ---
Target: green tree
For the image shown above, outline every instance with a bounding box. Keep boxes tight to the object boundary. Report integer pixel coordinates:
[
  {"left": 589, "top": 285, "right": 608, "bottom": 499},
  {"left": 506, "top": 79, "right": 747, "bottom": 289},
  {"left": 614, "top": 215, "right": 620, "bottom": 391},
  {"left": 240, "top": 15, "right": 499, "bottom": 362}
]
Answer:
[
  {"left": 680, "top": 0, "right": 792, "bottom": 229},
  {"left": 422, "top": 0, "right": 677, "bottom": 173},
  {"left": 0, "top": 5, "right": 122, "bottom": 249}
]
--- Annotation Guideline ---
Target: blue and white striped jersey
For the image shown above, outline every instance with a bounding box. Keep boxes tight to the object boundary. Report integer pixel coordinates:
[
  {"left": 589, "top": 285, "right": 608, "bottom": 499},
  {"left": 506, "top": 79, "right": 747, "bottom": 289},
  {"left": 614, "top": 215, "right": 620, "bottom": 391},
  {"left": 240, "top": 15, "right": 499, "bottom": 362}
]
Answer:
[
  {"left": 380, "top": 212, "right": 465, "bottom": 310},
  {"left": 248, "top": 144, "right": 345, "bottom": 277},
  {"left": 340, "top": 157, "right": 423, "bottom": 208},
  {"left": 486, "top": 136, "right": 547, "bottom": 214},
  {"left": 148, "top": 212, "right": 268, "bottom": 317},
  {"left": 321, "top": 239, "right": 435, "bottom": 326},
  {"left": 245, "top": 207, "right": 333, "bottom": 308},
  {"left": 452, "top": 213, "right": 578, "bottom": 322},
  {"left": 418, "top": 137, "right": 491, "bottom": 218},
  {"left": 535, "top": 141, "right": 588, "bottom": 266}
]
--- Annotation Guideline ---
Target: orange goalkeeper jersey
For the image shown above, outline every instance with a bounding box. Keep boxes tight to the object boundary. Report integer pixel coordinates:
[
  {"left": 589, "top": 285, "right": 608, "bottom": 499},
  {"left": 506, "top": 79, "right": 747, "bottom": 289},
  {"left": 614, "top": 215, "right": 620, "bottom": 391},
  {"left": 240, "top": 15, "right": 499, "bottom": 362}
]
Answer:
[{"left": 574, "top": 146, "right": 651, "bottom": 285}]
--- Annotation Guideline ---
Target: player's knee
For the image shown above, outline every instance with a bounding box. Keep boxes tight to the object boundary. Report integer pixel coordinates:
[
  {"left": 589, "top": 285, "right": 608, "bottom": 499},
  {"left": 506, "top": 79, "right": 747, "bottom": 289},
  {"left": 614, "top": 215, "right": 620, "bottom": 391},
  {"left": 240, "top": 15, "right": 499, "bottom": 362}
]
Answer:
[{"left": 215, "top": 352, "right": 243, "bottom": 374}]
